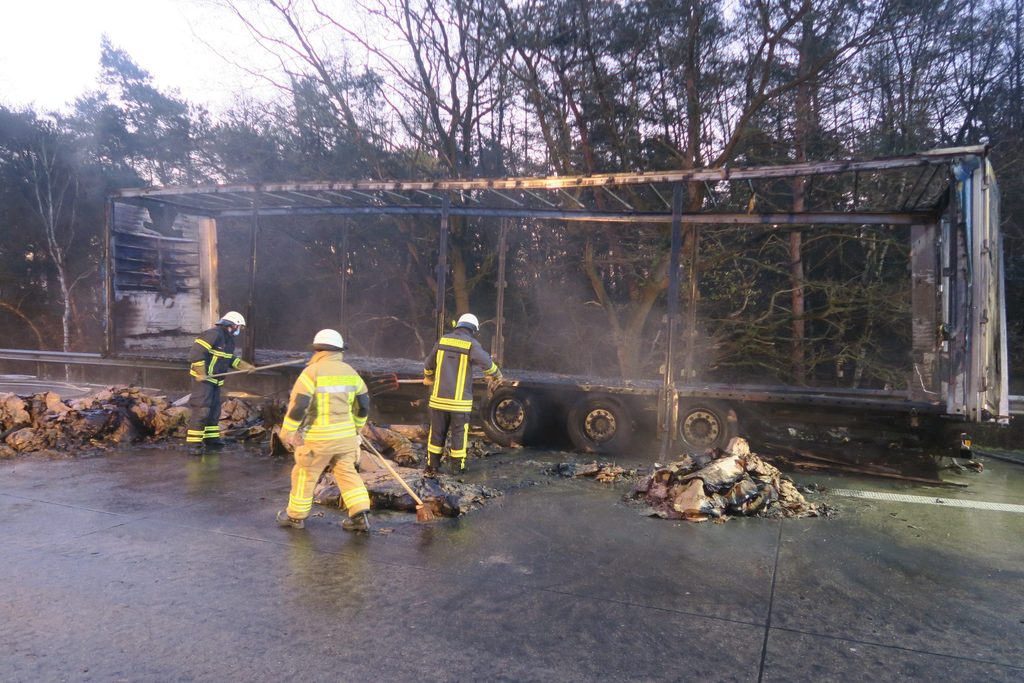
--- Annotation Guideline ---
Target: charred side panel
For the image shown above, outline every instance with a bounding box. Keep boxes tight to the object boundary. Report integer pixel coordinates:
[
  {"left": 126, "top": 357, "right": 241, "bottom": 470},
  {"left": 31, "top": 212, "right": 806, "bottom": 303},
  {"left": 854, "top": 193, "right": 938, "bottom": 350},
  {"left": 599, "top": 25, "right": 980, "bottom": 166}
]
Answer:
[
  {"left": 199, "top": 215, "right": 219, "bottom": 333},
  {"left": 945, "top": 157, "right": 1006, "bottom": 422},
  {"left": 961, "top": 158, "right": 1005, "bottom": 422},
  {"left": 977, "top": 160, "right": 1007, "bottom": 421},
  {"left": 111, "top": 203, "right": 217, "bottom": 350}
]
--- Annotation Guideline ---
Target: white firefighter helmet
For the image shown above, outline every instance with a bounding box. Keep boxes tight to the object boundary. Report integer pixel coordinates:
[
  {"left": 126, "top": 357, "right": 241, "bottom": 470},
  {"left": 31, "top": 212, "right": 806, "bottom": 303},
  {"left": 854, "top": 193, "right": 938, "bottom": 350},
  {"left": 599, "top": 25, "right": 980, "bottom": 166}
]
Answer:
[
  {"left": 455, "top": 313, "right": 479, "bottom": 332},
  {"left": 312, "top": 328, "right": 346, "bottom": 350},
  {"left": 218, "top": 311, "right": 246, "bottom": 327}
]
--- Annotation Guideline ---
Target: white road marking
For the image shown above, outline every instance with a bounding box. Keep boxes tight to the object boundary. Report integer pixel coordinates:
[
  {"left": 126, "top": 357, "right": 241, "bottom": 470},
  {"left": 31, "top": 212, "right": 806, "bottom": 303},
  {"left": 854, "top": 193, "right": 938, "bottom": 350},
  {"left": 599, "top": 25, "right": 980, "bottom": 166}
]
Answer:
[{"left": 829, "top": 488, "right": 1024, "bottom": 514}]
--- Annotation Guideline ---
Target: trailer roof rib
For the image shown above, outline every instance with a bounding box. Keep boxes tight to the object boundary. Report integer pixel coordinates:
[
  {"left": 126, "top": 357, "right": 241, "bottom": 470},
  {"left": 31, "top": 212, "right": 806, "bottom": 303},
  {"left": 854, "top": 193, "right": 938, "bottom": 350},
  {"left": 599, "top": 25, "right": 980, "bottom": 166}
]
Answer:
[{"left": 113, "top": 145, "right": 985, "bottom": 225}]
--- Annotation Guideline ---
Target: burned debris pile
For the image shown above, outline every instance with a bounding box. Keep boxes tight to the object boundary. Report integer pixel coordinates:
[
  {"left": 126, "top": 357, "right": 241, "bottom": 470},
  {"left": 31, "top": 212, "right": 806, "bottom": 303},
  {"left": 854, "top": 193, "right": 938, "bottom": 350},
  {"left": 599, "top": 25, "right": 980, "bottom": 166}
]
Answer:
[
  {"left": 466, "top": 434, "right": 504, "bottom": 460},
  {"left": 218, "top": 397, "right": 270, "bottom": 441},
  {"left": 271, "top": 423, "right": 501, "bottom": 468},
  {"left": 548, "top": 460, "right": 636, "bottom": 482},
  {"left": 0, "top": 387, "right": 265, "bottom": 457},
  {"left": 273, "top": 422, "right": 501, "bottom": 517},
  {"left": 271, "top": 423, "right": 425, "bottom": 465},
  {"left": 314, "top": 465, "right": 500, "bottom": 518},
  {"left": 632, "top": 438, "right": 828, "bottom": 522},
  {"left": 363, "top": 424, "right": 421, "bottom": 466},
  {"left": 0, "top": 388, "right": 186, "bottom": 456}
]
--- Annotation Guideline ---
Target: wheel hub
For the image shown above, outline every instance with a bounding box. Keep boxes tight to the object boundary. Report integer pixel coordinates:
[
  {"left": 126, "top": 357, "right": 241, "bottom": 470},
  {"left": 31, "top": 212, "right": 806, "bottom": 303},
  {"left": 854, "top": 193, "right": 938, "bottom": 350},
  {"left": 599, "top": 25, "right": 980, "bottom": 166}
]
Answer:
[
  {"left": 682, "top": 409, "right": 721, "bottom": 447},
  {"left": 584, "top": 408, "right": 617, "bottom": 443},
  {"left": 493, "top": 397, "right": 526, "bottom": 433}
]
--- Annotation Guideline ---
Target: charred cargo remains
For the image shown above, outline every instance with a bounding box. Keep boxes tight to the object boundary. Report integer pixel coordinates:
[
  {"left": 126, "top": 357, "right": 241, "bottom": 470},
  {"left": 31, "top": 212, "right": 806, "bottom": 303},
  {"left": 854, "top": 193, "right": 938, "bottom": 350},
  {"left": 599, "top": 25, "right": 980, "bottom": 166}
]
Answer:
[{"left": 631, "top": 438, "right": 827, "bottom": 522}]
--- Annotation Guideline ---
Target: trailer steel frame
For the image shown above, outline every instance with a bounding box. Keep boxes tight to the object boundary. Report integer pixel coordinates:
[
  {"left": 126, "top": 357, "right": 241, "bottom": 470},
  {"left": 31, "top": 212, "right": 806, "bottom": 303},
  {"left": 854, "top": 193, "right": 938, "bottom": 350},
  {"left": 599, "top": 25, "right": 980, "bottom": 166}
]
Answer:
[{"left": 101, "top": 145, "right": 1007, "bottom": 453}]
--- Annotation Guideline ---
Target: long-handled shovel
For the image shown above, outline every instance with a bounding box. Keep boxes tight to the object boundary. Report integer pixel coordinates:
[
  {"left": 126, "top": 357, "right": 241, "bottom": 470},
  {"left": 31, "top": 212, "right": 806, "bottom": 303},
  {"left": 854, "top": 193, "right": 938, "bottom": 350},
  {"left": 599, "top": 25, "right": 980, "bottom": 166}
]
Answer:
[
  {"left": 209, "top": 358, "right": 308, "bottom": 379},
  {"left": 173, "top": 358, "right": 308, "bottom": 406},
  {"left": 359, "top": 436, "right": 436, "bottom": 522}
]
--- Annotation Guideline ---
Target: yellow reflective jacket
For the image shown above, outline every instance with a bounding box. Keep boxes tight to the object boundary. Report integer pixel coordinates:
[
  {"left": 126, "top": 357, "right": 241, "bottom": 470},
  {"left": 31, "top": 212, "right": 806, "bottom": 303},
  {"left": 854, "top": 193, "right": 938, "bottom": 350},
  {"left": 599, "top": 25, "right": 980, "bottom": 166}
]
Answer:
[
  {"left": 423, "top": 327, "right": 500, "bottom": 412},
  {"left": 280, "top": 351, "right": 368, "bottom": 441}
]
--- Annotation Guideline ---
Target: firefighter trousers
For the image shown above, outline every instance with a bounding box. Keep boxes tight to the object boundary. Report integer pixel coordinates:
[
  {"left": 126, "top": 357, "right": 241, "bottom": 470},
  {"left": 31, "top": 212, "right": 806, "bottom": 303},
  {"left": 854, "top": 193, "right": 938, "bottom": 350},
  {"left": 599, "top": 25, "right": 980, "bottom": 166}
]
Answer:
[
  {"left": 427, "top": 408, "right": 470, "bottom": 471},
  {"left": 186, "top": 381, "right": 222, "bottom": 444},
  {"left": 286, "top": 436, "right": 370, "bottom": 520}
]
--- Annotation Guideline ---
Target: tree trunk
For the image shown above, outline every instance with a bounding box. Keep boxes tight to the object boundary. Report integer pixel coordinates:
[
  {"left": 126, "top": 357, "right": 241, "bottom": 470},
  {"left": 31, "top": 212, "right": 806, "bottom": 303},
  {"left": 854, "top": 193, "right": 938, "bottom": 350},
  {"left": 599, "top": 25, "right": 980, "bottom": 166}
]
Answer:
[
  {"left": 451, "top": 244, "right": 471, "bottom": 320},
  {"left": 58, "top": 272, "right": 71, "bottom": 353}
]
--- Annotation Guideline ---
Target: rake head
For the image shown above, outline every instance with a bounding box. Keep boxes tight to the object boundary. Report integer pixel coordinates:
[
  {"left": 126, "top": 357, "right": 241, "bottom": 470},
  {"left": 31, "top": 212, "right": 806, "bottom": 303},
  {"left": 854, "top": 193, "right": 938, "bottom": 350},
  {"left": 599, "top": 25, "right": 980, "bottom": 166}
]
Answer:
[
  {"left": 366, "top": 373, "right": 400, "bottom": 397},
  {"left": 415, "top": 504, "right": 436, "bottom": 522}
]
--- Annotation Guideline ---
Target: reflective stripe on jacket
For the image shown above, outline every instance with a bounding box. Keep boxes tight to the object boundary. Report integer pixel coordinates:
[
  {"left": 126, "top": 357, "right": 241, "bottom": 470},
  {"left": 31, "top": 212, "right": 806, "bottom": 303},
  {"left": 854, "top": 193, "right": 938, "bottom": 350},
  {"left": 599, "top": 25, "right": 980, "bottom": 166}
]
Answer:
[
  {"left": 281, "top": 351, "right": 369, "bottom": 441},
  {"left": 423, "top": 327, "right": 499, "bottom": 412},
  {"left": 188, "top": 326, "right": 242, "bottom": 385}
]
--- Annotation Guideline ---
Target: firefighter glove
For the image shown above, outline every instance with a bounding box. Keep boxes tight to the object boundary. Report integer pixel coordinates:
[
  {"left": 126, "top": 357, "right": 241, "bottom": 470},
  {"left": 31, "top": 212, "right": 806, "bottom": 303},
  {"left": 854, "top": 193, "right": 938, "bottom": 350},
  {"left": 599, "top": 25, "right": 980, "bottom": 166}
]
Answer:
[
  {"left": 423, "top": 376, "right": 434, "bottom": 386},
  {"left": 235, "top": 359, "right": 256, "bottom": 372},
  {"left": 282, "top": 429, "right": 304, "bottom": 450}
]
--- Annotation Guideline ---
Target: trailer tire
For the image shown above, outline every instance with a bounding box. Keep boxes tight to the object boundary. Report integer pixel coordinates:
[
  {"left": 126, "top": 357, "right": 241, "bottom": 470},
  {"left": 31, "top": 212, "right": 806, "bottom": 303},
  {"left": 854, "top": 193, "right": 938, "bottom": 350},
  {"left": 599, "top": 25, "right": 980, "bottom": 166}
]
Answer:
[
  {"left": 567, "top": 396, "right": 634, "bottom": 454},
  {"left": 481, "top": 387, "right": 546, "bottom": 447},
  {"left": 677, "top": 399, "right": 738, "bottom": 452}
]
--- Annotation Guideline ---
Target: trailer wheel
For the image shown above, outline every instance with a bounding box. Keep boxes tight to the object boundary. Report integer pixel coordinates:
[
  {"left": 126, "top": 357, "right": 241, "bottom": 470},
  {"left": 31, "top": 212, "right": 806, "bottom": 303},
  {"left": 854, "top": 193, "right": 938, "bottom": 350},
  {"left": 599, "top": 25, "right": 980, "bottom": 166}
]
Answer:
[
  {"left": 567, "top": 396, "right": 634, "bottom": 454},
  {"left": 678, "top": 399, "right": 737, "bottom": 452},
  {"left": 481, "top": 387, "right": 545, "bottom": 447}
]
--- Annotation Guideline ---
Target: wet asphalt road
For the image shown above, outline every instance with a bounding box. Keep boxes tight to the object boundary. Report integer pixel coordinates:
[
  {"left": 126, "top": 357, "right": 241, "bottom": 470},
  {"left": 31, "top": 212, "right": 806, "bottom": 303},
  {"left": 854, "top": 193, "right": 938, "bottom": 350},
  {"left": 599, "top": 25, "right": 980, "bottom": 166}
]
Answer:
[{"left": 2, "top": 442, "right": 1023, "bottom": 682}]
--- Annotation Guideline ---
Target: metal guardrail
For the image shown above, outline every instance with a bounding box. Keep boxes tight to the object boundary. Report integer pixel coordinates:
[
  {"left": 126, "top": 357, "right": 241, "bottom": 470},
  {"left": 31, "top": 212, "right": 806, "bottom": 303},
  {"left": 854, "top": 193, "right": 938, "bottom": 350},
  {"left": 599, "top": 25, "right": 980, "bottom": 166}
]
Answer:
[
  {"left": 0, "top": 348, "right": 181, "bottom": 370},
  {"left": 3, "top": 347, "right": 1021, "bottom": 418},
  {"left": 1010, "top": 395, "right": 1024, "bottom": 416}
]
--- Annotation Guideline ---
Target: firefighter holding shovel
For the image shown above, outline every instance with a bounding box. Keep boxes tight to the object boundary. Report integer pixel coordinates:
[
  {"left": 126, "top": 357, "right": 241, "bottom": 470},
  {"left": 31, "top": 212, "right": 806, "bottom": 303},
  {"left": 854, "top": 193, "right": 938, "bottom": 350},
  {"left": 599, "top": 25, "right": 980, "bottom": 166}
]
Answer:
[
  {"left": 185, "top": 311, "right": 254, "bottom": 456},
  {"left": 423, "top": 313, "right": 502, "bottom": 475}
]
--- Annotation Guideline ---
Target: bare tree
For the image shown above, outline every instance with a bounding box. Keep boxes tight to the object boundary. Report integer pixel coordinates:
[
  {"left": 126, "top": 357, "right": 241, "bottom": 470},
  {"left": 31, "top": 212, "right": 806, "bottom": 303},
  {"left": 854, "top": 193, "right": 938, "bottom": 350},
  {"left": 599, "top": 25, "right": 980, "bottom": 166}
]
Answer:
[
  {"left": 487, "top": 0, "right": 887, "bottom": 378},
  {"left": 27, "top": 132, "right": 79, "bottom": 353}
]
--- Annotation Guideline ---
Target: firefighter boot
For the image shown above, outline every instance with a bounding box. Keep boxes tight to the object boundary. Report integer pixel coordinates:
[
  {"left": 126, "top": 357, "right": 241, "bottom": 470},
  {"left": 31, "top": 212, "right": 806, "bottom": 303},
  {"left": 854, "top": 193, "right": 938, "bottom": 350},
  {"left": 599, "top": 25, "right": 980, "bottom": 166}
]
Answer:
[
  {"left": 187, "top": 444, "right": 205, "bottom": 457},
  {"left": 276, "top": 510, "right": 305, "bottom": 529},
  {"left": 341, "top": 511, "right": 370, "bottom": 533},
  {"left": 423, "top": 451, "right": 440, "bottom": 478},
  {"left": 448, "top": 456, "right": 467, "bottom": 476}
]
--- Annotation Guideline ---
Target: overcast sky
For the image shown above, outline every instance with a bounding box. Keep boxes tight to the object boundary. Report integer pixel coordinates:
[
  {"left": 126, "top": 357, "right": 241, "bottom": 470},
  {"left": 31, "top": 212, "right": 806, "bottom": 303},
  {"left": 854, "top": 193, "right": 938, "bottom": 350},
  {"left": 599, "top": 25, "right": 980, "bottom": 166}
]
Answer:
[{"left": 0, "top": 0, "right": 276, "bottom": 112}]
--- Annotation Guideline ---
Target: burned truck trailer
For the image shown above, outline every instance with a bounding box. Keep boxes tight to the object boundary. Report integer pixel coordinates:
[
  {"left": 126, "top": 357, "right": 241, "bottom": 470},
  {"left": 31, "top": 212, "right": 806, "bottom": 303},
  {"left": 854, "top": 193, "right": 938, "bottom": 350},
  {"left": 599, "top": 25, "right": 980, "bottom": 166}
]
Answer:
[{"left": 97, "top": 145, "right": 1006, "bottom": 454}]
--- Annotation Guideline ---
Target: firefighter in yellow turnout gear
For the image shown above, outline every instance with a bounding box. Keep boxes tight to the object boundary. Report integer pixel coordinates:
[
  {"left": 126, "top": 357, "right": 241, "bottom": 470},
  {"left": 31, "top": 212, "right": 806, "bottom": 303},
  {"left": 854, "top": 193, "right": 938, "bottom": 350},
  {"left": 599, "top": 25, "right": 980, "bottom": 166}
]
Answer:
[
  {"left": 276, "top": 329, "right": 373, "bottom": 533},
  {"left": 423, "top": 313, "right": 502, "bottom": 475}
]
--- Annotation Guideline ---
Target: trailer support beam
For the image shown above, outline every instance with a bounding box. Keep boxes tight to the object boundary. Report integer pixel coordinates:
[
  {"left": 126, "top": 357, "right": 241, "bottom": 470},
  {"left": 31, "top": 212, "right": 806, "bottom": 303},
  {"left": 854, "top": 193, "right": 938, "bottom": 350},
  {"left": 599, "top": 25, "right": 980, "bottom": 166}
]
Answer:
[
  {"left": 682, "top": 222, "right": 701, "bottom": 383},
  {"left": 209, "top": 206, "right": 932, "bottom": 226},
  {"left": 661, "top": 185, "right": 684, "bottom": 454}
]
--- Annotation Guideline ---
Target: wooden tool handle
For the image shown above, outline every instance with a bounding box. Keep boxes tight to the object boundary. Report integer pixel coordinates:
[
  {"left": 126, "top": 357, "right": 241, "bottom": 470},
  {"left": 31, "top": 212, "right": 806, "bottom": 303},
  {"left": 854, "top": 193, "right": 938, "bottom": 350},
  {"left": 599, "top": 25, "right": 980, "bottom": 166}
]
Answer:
[
  {"left": 208, "top": 358, "right": 306, "bottom": 378},
  {"left": 360, "top": 437, "right": 426, "bottom": 506}
]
